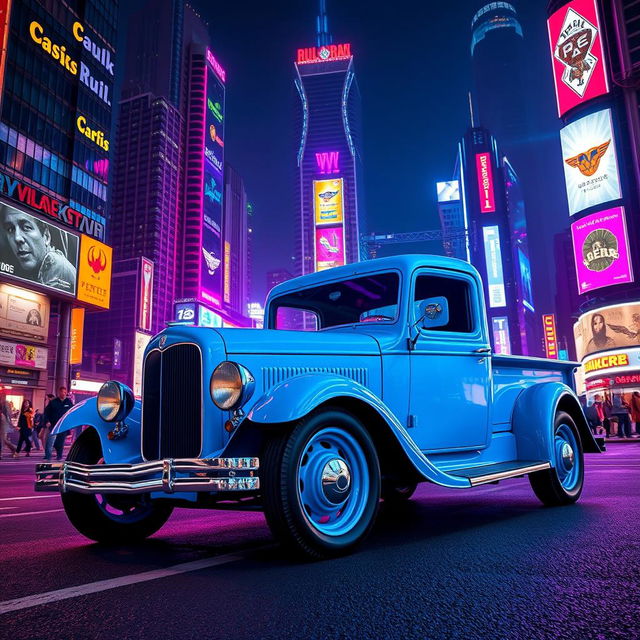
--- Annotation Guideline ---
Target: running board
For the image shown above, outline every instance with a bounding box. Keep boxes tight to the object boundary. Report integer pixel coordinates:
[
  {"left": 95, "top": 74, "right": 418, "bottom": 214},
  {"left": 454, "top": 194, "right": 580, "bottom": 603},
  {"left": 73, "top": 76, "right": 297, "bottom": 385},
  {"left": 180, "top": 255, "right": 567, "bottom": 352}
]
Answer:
[{"left": 448, "top": 460, "right": 551, "bottom": 487}]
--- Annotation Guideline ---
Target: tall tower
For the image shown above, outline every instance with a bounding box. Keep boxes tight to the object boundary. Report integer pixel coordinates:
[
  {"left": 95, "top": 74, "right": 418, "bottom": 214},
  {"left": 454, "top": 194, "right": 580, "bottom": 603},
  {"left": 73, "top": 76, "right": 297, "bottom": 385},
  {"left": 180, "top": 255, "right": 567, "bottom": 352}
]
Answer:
[{"left": 294, "top": 2, "right": 364, "bottom": 276}]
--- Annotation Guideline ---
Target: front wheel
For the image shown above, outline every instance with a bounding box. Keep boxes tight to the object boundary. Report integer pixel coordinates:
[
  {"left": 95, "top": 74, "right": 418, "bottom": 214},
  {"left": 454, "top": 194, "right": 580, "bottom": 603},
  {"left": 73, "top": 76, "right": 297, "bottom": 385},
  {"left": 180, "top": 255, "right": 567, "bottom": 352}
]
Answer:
[
  {"left": 261, "top": 408, "right": 381, "bottom": 559},
  {"left": 529, "top": 411, "right": 584, "bottom": 506},
  {"left": 61, "top": 430, "right": 173, "bottom": 543}
]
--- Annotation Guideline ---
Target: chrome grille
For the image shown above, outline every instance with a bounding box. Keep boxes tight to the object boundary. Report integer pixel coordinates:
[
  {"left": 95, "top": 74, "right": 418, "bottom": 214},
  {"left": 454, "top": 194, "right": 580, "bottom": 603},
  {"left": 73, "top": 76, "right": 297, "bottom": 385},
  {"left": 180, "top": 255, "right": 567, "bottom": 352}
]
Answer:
[{"left": 142, "top": 344, "right": 202, "bottom": 460}]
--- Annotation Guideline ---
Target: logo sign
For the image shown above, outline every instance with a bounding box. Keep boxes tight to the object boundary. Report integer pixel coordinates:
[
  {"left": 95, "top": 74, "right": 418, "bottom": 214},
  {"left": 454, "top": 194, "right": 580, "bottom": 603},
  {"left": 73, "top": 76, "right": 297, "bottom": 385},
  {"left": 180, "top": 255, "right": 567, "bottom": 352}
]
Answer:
[
  {"left": 582, "top": 348, "right": 640, "bottom": 379},
  {"left": 69, "top": 307, "right": 84, "bottom": 365},
  {"left": 547, "top": 0, "right": 609, "bottom": 116},
  {"left": 174, "top": 302, "right": 197, "bottom": 324},
  {"left": 0, "top": 339, "right": 47, "bottom": 369},
  {"left": 0, "top": 283, "right": 49, "bottom": 343},
  {"left": 475, "top": 153, "right": 495, "bottom": 213},
  {"left": 482, "top": 226, "right": 506, "bottom": 308},
  {"left": 491, "top": 317, "right": 511, "bottom": 355},
  {"left": 313, "top": 179, "right": 344, "bottom": 225},
  {"left": 560, "top": 109, "right": 621, "bottom": 215},
  {"left": 574, "top": 303, "right": 640, "bottom": 361},
  {"left": 315, "top": 226, "right": 345, "bottom": 272},
  {"left": 570, "top": 207, "right": 632, "bottom": 295},
  {"left": 543, "top": 314, "right": 559, "bottom": 359},
  {"left": 138, "top": 258, "right": 153, "bottom": 332},
  {"left": 77, "top": 235, "right": 112, "bottom": 308},
  {"left": 315, "top": 152, "right": 340, "bottom": 174},
  {"left": 296, "top": 43, "right": 352, "bottom": 64},
  {"left": 437, "top": 181, "right": 460, "bottom": 203}
]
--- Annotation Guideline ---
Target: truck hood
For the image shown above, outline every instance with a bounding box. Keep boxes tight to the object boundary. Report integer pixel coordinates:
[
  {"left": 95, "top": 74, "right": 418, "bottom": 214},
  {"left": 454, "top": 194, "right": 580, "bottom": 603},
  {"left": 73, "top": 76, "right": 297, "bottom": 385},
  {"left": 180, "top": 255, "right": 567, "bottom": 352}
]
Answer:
[{"left": 217, "top": 328, "right": 381, "bottom": 357}]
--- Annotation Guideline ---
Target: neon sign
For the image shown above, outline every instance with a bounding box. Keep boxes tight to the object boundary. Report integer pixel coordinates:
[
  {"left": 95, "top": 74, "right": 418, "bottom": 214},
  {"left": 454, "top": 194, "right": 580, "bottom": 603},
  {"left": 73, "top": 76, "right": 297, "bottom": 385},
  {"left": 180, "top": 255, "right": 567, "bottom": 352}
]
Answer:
[
  {"left": 297, "top": 43, "right": 352, "bottom": 64},
  {"left": 76, "top": 115, "right": 109, "bottom": 151},
  {"left": 315, "top": 152, "right": 340, "bottom": 174},
  {"left": 476, "top": 153, "right": 495, "bottom": 213},
  {"left": 207, "top": 49, "right": 226, "bottom": 83},
  {"left": 543, "top": 314, "right": 559, "bottom": 359}
]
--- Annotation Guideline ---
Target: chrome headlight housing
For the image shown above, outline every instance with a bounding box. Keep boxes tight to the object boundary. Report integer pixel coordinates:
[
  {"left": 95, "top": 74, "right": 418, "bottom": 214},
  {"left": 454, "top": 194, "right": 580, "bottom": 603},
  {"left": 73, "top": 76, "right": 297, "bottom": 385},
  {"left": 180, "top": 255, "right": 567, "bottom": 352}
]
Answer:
[
  {"left": 210, "top": 361, "right": 255, "bottom": 411},
  {"left": 97, "top": 381, "right": 134, "bottom": 423}
]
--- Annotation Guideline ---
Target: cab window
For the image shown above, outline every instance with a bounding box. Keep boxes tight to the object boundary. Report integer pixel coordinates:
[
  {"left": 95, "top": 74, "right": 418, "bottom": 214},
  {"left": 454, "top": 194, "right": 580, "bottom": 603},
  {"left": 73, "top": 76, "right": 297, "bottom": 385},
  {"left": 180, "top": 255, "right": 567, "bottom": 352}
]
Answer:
[{"left": 414, "top": 274, "right": 474, "bottom": 333}]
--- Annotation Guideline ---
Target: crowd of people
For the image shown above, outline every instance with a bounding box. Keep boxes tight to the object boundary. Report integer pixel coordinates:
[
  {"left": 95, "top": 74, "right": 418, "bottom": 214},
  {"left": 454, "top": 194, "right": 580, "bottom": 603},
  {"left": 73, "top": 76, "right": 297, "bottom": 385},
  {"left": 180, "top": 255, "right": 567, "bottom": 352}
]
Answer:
[
  {"left": 0, "top": 386, "right": 74, "bottom": 460},
  {"left": 584, "top": 391, "right": 640, "bottom": 438}
]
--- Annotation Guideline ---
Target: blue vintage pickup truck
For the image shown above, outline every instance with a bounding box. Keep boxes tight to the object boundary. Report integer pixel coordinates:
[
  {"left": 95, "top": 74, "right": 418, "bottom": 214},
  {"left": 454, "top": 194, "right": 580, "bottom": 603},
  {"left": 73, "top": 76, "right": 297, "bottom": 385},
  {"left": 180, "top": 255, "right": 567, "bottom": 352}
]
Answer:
[{"left": 36, "top": 255, "right": 600, "bottom": 558}]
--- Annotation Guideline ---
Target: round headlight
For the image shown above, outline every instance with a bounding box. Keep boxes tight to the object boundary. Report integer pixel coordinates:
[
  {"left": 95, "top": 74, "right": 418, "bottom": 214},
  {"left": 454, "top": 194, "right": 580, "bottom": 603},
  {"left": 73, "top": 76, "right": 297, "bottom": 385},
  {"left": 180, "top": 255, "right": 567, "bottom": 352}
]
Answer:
[
  {"left": 97, "top": 381, "right": 134, "bottom": 423},
  {"left": 210, "top": 361, "right": 254, "bottom": 411}
]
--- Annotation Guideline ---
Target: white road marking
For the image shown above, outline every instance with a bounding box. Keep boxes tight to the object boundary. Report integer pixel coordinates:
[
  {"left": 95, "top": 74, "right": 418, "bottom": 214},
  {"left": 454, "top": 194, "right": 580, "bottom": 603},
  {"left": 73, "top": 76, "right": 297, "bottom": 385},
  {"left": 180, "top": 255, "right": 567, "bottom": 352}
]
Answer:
[
  {"left": 0, "top": 552, "right": 252, "bottom": 615},
  {"left": 0, "top": 494, "right": 59, "bottom": 502},
  {"left": 0, "top": 508, "right": 63, "bottom": 519}
]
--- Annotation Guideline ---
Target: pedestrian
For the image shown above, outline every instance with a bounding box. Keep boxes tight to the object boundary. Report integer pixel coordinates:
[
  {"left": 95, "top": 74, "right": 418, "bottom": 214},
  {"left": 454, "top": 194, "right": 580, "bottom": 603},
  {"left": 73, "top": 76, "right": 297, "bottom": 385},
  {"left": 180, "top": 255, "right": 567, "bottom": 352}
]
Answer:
[
  {"left": 630, "top": 391, "right": 640, "bottom": 436},
  {"left": 586, "top": 394, "right": 606, "bottom": 435},
  {"left": 0, "top": 392, "right": 18, "bottom": 459},
  {"left": 16, "top": 399, "right": 34, "bottom": 457},
  {"left": 611, "top": 392, "right": 632, "bottom": 438},
  {"left": 31, "top": 408, "right": 43, "bottom": 450},
  {"left": 43, "top": 386, "right": 73, "bottom": 461}
]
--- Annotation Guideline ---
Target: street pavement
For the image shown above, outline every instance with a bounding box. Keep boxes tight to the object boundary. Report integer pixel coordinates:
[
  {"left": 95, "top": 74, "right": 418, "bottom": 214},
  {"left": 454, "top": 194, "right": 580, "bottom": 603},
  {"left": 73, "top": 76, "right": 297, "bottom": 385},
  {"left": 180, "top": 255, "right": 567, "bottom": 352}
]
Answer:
[{"left": 0, "top": 443, "right": 639, "bottom": 640}]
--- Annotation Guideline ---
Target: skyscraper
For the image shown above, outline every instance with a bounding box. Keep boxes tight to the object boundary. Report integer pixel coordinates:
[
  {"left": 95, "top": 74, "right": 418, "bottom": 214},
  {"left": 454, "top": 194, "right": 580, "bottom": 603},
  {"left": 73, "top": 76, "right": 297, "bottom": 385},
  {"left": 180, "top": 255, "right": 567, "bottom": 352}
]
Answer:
[{"left": 294, "top": 1, "right": 364, "bottom": 276}]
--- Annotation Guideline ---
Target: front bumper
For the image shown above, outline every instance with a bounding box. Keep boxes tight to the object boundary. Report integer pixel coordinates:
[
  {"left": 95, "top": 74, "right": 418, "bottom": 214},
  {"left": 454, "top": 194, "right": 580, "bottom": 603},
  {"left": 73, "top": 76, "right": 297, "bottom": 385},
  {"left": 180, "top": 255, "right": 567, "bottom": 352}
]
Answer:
[{"left": 35, "top": 457, "right": 260, "bottom": 495}]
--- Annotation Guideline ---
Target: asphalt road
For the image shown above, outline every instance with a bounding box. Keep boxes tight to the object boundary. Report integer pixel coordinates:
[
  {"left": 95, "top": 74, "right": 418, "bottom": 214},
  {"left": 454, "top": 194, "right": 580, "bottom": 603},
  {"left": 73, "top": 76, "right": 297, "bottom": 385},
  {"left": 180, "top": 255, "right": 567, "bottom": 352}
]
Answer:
[{"left": 0, "top": 443, "right": 639, "bottom": 640}]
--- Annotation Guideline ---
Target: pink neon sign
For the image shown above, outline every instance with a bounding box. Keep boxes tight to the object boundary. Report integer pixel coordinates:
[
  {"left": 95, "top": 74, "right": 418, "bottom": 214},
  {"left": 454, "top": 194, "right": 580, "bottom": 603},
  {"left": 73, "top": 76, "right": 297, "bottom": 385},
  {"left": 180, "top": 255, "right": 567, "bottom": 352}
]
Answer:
[
  {"left": 297, "top": 43, "right": 352, "bottom": 64},
  {"left": 206, "top": 49, "right": 226, "bottom": 83},
  {"left": 315, "top": 151, "right": 340, "bottom": 174},
  {"left": 476, "top": 153, "right": 495, "bottom": 213}
]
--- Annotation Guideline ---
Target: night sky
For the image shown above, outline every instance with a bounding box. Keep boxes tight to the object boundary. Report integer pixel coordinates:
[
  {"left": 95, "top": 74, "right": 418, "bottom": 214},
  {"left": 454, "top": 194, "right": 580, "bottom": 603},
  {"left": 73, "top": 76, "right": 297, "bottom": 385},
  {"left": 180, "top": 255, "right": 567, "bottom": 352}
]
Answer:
[{"left": 125, "top": 0, "right": 569, "bottom": 309}]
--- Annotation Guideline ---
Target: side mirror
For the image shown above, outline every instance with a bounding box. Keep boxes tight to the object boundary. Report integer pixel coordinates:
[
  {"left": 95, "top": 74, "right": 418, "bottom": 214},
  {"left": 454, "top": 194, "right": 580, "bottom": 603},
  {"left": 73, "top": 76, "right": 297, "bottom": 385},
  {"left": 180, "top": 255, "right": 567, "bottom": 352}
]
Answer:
[{"left": 419, "top": 296, "right": 449, "bottom": 330}]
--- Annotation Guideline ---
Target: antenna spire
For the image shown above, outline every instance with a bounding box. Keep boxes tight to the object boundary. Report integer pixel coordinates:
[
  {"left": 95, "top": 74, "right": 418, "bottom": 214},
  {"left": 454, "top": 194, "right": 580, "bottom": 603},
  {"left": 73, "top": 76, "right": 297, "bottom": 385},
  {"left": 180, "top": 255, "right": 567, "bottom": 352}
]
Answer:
[
  {"left": 468, "top": 91, "right": 476, "bottom": 128},
  {"left": 316, "top": 0, "right": 332, "bottom": 47}
]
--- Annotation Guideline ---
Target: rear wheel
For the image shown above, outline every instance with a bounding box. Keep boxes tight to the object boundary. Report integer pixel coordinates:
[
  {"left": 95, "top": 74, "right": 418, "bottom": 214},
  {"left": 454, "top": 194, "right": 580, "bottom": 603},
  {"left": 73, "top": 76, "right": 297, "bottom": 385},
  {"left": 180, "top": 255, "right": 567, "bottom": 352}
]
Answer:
[
  {"left": 61, "top": 430, "right": 173, "bottom": 543},
  {"left": 261, "top": 408, "right": 380, "bottom": 559},
  {"left": 529, "top": 411, "right": 584, "bottom": 506}
]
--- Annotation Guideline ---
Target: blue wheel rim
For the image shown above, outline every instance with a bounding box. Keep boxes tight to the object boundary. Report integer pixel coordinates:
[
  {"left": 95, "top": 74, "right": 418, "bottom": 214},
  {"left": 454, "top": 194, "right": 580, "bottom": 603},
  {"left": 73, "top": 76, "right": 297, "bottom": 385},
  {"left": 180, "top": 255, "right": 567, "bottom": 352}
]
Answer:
[
  {"left": 296, "top": 427, "right": 369, "bottom": 537},
  {"left": 554, "top": 423, "right": 580, "bottom": 491}
]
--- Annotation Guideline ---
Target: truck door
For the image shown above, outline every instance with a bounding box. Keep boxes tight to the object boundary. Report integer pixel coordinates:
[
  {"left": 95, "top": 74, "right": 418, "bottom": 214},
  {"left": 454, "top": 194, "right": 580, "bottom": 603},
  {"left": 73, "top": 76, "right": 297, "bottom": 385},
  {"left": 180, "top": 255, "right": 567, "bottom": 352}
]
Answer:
[{"left": 409, "top": 270, "right": 491, "bottom": 452}]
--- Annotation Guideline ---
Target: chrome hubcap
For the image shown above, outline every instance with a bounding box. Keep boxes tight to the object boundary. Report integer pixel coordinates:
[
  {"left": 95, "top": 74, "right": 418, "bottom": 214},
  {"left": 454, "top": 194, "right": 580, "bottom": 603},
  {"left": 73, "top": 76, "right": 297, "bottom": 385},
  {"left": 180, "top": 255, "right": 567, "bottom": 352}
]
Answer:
[
  {"left": 561, "top": 442, "right": 574, "bottom": 470},
  {"left": 321, "top": 458, "right": 351, "bottom": 504}
]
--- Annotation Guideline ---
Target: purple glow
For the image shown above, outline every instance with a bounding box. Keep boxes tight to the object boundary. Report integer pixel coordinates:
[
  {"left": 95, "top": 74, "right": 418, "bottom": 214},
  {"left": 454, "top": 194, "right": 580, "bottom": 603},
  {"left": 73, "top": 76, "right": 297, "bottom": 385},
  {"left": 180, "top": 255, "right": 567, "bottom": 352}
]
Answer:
[{"left": 315, "top": 151, "right": 340, "bottom": 174}]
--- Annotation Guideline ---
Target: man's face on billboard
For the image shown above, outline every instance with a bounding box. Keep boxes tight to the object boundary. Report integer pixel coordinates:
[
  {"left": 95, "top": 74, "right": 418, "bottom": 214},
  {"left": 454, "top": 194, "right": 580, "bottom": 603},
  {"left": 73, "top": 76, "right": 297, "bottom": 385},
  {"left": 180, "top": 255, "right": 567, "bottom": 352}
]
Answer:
[
  {"left": 2, "top": 210, "right": 50, "bottom": 271},
  {"left": 592, "top": 314, "right": 605, "bottom": 336}
]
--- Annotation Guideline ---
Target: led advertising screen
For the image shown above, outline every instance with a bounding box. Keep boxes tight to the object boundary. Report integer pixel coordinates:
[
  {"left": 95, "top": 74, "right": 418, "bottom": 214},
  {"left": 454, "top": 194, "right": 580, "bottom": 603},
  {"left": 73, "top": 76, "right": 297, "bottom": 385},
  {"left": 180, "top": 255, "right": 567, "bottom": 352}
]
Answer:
[
  {"left": 69, "top": 307, "right": 84, "bottom": 365},
  {"left": 0, "top": 339, "right": 47, "bottom": 369},
  {"left": 517, "top": 248, "right": 534, "bottom": 312},
  {"left": 582, "top": 347, "right": 640, "bottom": 378},
  {"left": 543, "top": 314, "right": 559, "bottom": 359},
  {"left": 437, "top": 180, "right": 460, "bottom": 203},
  {"left": 570, "top": 207, "right": 632, "bottom": 295},
  {"left": 574, "top": 302, "right": 640, "bottom": 361},
  {"left": 491, "top": 317, "right": 511, "bottom": 355},
  {"left": 205, "top": 66, "right": 224, "bottom": 174},
  {"left": 560, "top": 109, "right": 621, "bottom": 215},
  {"left": 482, "top": 226, "right": 506, "bottom": 308},
  {"left": 547, "top": 0, "right": 609, "bottom": 117},
  {"left": 0, "top": 202, "right": 78, "bottom": 296},
  {"left": 0, "top": 283, "right": 49, "bottom": 343},
  {"left": 76, "top": 234, "right": 112, "bottom": 309},
  {"left": 475, "top": 153, "right": 495, "bottom": 213},
  {"left": 315, "top": 226, "right": 345, "bottom": 271},
  {"left": 314, "top": 179, "right": 344, "bottom": 226}
]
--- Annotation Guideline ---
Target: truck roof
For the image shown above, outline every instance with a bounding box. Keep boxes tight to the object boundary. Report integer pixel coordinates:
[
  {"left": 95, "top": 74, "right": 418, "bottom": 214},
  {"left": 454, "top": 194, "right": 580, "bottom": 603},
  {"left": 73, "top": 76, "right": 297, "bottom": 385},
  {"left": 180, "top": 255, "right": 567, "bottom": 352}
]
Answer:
[{"left": 267, "top": 254, "right": 480, "bottom": 301}]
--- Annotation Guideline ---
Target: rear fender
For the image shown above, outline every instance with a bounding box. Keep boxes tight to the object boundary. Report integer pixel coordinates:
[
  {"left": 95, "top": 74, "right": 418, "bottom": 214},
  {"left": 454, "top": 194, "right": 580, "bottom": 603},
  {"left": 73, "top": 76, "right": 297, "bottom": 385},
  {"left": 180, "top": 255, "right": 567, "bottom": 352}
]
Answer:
[
  {"left": 512, "top": 382, "right": 601, "bottom": 465},
  {"left": 51, "top": 397, "right": 143, "bottom": 464},
  {"left": 238, "top": 374, "right": 471, "bottom": 488}
]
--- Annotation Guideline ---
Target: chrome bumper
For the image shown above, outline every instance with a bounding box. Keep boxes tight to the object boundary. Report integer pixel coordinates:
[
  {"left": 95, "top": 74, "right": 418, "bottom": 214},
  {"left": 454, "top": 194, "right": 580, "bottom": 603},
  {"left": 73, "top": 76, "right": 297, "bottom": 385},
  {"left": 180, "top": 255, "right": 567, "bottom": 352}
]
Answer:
[{"left": 34, "top": 457, "right": 260, "bottom": 495}]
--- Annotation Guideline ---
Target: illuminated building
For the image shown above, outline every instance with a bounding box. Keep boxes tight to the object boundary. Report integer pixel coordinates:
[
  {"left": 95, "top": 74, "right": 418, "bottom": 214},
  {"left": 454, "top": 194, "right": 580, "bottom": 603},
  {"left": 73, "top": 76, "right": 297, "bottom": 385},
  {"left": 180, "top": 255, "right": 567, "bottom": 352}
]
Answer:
[
  {"left": 0, "top": 0, "right": 117, "bottom": 409},
  {"left": 546, "top": 0, "right": 640, "bottom": 400},
  {"left": 294, "top": 1, "right": 364, "bottom": 276}
]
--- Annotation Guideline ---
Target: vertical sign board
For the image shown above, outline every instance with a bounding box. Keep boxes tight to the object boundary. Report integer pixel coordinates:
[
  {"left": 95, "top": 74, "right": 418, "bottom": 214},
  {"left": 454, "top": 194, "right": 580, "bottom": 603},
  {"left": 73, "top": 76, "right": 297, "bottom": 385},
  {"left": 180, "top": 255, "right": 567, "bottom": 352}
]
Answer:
[
  {"left": 482, "top": 226, "right": 506, "bottom": 308},
  {"left": 69, "top": 307, "right": 84, "bottom": 365},
  {"left": 0, "top": 0, "right": 12, "bottom": 106},
  {"left": 132, "top": 331, "right": 151, "bottom": 398},
  {"left": 138, "top": 257, "right": 153, "bottom": 332},
  {"left": 113, "top": 337, "right": 122, "bottom": 370},
  {"left": 77, "top": 235, "right": 112, "bottom": 309},
  {"left": 475, "top": 153, "right": 495, "bottom": 213},
  {"left": 547, "top": 0, "right": 610, "bottom": 117},
  {"left": 543, "top": 314, "right": 559, "bottom": 359},
  {"left": 492, "top": 317, "right": 511, "bottom": 355}
]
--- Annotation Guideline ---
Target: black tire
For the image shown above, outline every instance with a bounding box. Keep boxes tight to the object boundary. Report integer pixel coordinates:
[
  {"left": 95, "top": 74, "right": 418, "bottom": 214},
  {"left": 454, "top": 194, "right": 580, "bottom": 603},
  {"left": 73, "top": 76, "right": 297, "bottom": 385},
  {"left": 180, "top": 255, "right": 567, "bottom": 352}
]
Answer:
[
  {"left": 261, "top": 407, "right": 381, "bottom": 559},
  {"left": 382, "top": 481, "right": 418, "bottom": 503},
  {"left": 61, "top": 429, "right": 173, "bottom": 543},
  {"left": 529, "top": 411, "right": 584, "bottom": 506}
]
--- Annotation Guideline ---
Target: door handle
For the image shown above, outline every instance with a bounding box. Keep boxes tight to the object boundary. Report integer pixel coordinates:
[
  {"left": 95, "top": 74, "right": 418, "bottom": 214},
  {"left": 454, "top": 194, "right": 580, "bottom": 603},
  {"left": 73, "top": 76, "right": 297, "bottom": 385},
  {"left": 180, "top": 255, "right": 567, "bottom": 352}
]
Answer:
[{"left": 473, "top": 347, "right": 491, "bottom": 353}]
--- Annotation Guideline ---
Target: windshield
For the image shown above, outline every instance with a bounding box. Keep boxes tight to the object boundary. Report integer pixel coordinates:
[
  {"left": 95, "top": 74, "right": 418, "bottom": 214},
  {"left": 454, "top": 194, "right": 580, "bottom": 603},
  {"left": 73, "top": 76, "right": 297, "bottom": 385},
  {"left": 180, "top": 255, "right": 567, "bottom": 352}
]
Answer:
[{"left": 269, "top": 272, "right": 400, "bottom": 330}]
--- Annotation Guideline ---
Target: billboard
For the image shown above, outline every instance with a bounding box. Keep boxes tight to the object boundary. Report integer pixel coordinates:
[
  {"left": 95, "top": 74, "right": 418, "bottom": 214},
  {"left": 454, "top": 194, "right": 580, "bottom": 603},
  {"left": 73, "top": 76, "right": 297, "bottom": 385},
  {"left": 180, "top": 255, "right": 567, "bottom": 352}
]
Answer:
[
  {"left": 69, "top": 307, "right": 84, "bottom": 365},
  {"left": 574, "top": 303, "right": 640, "bottom": 361},
  {"left": 0, "top": 202, "right": 78, "bottom": 296},
  {"left": 0, "top": 283, "right": 49, "bottom": 343},
  {"left": 482, "top": 226, "right": 506, "bottom": 308},
  {"left": 582, "top": 347, "right": 640, "bottom": 378},
  {"left": 547, "top": 0, "right": 609, "bottom": 117},
  {"left": 437, "top": 180, "right": 460, "bottom": 203},
  {"left": 0, "top": 339, "right": 47, "bottom": 369},
  {"left": 132, "top": 331, "right": 151, "bottom": 398},
  {"left": 491, "top": 317, "right": 511, "bottom": 355},
  {"left": 475, "top": 153, "right": 495, "bottom": 213},
  {"left": 314, "top": 179, "right": 344, "bottom": 225},
  {"left": 138, "top": 257, "right": 153, "bottom": 332},
  {"left": 543, "top": 314, "right": 559, "bottom": 359},
  {"left": 560, "top": 109, "right": 621, "bottom": 215},
  {"left": 315, "top": 226, "right": 345, "bottom": 271},
  {"left": 205, "top": 66, "right": 224, "bottom": 174},
  {"left": 76, "top": 234, "right": 112, "bottom": 308},
  {"left": 570, "top": 207, "right": 632, "bottom": 295}
]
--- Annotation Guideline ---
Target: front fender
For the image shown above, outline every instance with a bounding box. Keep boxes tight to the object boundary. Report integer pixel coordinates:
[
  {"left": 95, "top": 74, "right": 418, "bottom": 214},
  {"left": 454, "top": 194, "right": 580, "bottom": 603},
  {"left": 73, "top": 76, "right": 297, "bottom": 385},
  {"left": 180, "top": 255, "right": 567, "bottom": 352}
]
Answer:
[
  {"left": 51, "top": 398, "right": 143, "bottom": 464},
  {"left": 245, "top": 374, "right": 470, "bottom": 488},
  {"left": 512, "top": 382, "right": 600, "bottom": 465}
]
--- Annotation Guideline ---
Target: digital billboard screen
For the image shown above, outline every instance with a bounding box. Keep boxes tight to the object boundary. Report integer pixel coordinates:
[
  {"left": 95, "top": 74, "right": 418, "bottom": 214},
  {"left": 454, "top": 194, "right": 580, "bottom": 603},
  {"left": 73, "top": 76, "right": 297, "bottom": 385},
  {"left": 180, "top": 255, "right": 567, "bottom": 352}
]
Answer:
[
  {"left": 547, "top": 0, "right": 609, "bottom": 117},
  {"left": 139, "top": 257, "right": 153, "bottom": 332},
  {"left": 482, "top": 226, "right": 506, "bottom": 308},
  {"left": 517, "top": 248, "right": 534, "bottom": 312},
  {"left": 575, "top": 303, "right": 640, "bottom": 361},
  {"left": 0, "top": 283, "right": 49, "bottom": 343},
  {"left": 314, "top": 179, "right": 344, "bottom": 226},
  {"left": 475, "top": 153, "right": 495, "bottom": 213},
  {"left": 0, "top": 202, "right": 78, "bottom": 296},
  {"left": 570, "top": 206, "right": 632, "bottom": 295},
  {"left": 204, "top": 67, "right": 224, "bottom": 174},
  {"left": 560, "top": 109, "right": 621, "bottom": 215},
  {"left": 315, "top": 226, "right": 345, "bottom": 271},
  {"left": 491, "top": 317, "right": 511, "bottom": 355}
]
